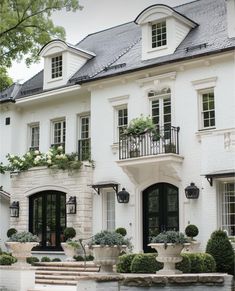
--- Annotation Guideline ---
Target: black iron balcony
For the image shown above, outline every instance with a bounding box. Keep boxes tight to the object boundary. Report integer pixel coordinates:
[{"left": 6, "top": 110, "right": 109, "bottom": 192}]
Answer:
[
  {"left": 119, "top": 126, "right": 180, "bottom": 160},
  {"left": 78, "top": 138, "right": 91, "bottom": 161}
]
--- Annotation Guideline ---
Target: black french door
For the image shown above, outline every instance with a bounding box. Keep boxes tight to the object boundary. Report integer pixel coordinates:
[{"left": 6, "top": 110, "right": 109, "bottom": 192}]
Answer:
[
  {"left": 143, "top": 183, "right": 179, "bottom": 252},
  {"left": 29, "top": 190, "right": 66, "bottom": 251}
]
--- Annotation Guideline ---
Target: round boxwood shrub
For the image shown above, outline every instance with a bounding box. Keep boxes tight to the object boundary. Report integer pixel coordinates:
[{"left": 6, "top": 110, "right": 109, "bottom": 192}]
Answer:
[
  {"left": 185, "top": 253, "right": 204, "bottom": 273},
  {"left": 131, "top": 253, "right": 163, "bottom": 273},
  {"left": 63, "top": 227, "right": 76, "bottom": 241},
  {"left": 26, "top": 256, "right": 40, "bottom": 265},
  {"left": 52, "top": 258, "right": 61, "bottom": 262},
  {"left": 85, "top": 254, "right": 94, "bottom": 261},
  {"left": 185, "top": 225, "right": 199, "bottom": 239},
  {"left": 176, "top": 254, "right": 191, "bottom": 273},
  {"left": 206, "top": 230, "right": 234, "bottom": 274},
  {"left": 0, "top": 254, "right": 16, "bottom": 265},
  {"left": 7, "top": 228, "right": 17, "bottom": 238},
  {"left": 115, "top": 228, "right": 127, "bottom": 237},
  {"left": 201, "top": 253, "right": 216, "bottom": 273},
  {"left": 41, "top": 256, "right": 51, "bottom": 262},
  {"left": 74, "top": 255, "right": 84, "bottom": 261},
  {"left": 116, "top": 254, "right": 136, "bottom": 273}
]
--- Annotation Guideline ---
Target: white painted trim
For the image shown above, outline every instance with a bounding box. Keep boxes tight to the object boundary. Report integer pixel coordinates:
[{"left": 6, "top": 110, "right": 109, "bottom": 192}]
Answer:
[
  {"left": 108, "top": 95, "right": 129, "bottom": 104},
  {"left": 25, "top": 184, "right": 71, "bottom": 197},
  {"left": 136, "top": 71, "right": 177, "bottom": 86},
  {"left": 191, "top": 77, "right": 217, "bottom": 90}
]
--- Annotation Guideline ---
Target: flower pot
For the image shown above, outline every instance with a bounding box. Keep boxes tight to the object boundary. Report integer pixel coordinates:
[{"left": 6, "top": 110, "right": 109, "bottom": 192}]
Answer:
[
  {"left": 182, "top": 240, "right": 200, "bottom": 253},
  {"left": 149, "top": 243, "right": 188, "bottom": 275},
  {"left": 129, "top": 150, "right": 140, "bottom": 158},
  {"left": 61, "top": 242, "right": 78, "bottom": 261},
  {"left": 92, "top": 245, "right": 123, "bottom": 273},
  {"left": 5, "top": 242, "right": 39, "bottom": 266}
]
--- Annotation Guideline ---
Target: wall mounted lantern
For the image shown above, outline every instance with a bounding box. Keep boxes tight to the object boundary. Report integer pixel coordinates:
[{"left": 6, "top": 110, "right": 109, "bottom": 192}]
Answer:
[
  {"left": 116, "top": 188, "right": 130, "bottom": 203},
  {"left": 66, "top": 196, "right": 77, "bottom": 214},
  {"left": 185, "top": 183, "right": 199, "bottom": 199},
  {"left": 9, "top": 201, "right": 19, "bottom": 217}
]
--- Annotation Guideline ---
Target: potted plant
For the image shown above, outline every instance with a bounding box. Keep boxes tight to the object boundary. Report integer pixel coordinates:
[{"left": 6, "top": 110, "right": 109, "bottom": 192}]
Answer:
[
  {"left": 183, "top": 224, "right": 200, "bottom": 253},
  {"left": 148, "top": 230, "right": 189, "bottom": 275},
  {"left": 89, "top": 230, "right": 130, "bottom": 273},
  {"left": 61, "top": 227, "right": 80, "bottom": 261},
  {"left": 5, "top": 230, "right": 39, "bottom": 265}
]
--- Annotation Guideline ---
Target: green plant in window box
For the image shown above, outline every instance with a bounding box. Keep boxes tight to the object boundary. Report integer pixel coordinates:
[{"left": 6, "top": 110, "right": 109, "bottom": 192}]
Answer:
[{"left": 123, "top": 116, "right": 158, "bottom": 137}]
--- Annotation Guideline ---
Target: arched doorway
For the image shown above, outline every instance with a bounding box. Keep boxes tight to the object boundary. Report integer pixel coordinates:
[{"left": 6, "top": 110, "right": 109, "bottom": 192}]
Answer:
[
  {"left": 143, "top": 183, "right": 179, "bottom": 252},
  {"left": 29, "top": 190, "right": 66, "bottom": 251}
]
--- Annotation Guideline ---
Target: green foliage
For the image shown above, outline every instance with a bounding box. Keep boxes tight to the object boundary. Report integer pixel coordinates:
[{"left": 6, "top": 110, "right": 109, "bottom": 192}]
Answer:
[
  {"left": 85, "top": 254, "right": 94, "bottom": 261},
  {"left": 184, "top": 253, "right": 216, "bottom": 273},
  {"left": 7, "top": 228, "right": 17, "bottom": 238},
  {"left": 201, "top": 253, "right": 216, "bottom": 273},
  {"left": 74, "top": 255, "right": 84, "bottom": 261},
  {"left": 41, "top": 256, "right": 51, "bottom": 262},
  {"left": 0, "top": 0, "right": 82, "bottom": 86},
  {"left": 115, "top": 227, "right": 127, "bottom": 237},
  {"left": 131, "top": 253, "right": 162, "bottom": 273},
  {"left": 123, "top": 116, "right": 157, "bottom": 136},
  {"left": 26, "top": 256, "right": 40, "bottom": 265},
  {"left": 151, "top": 231, "right": 188, "bottom": 248},
  {"left": 116, "top": 254, "right": 136, "bottom": 273},
  {"left": 0, "top": 147, "right": 82, "bottom": 174},
  {"left": 8, "top": 231, "right": 39, "bottom": 242},
  {"left": 67, "top": 240, "right": 80, "bottom": 249},
  {"left": 63, "top": 227, "right": 76, "bottom": 241},
  {"left": 90, "top": 230, "right": 130, "bottom": 247},
  {"left": 0, "top": 247, "right": 2, "bottom": 255},
  {"left": 206, "top": 230, "right": 234, "bottom": 274},
  {"left": 52, "top": 258, "right": 61, "bottom": 262},
  {"left": 0, "top": 67, "right": 13, "bottom": 91},
  {"left": 0, "top": 254, "right": 16, "bottom": 265},
  {"left": 185, "top": 225, "right": 199, "bottom": 238},
  {"left": 176, "top": 254, "right": 191, "bottom": 273}
]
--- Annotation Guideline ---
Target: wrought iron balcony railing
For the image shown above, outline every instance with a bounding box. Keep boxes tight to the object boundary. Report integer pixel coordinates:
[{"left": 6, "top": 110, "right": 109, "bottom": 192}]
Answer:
[
  {"left": 78, "top": 138, "right": 91, "bottom": 161},
  {"left": 119, "top": 126, "right": 180, "bottom": 160}
]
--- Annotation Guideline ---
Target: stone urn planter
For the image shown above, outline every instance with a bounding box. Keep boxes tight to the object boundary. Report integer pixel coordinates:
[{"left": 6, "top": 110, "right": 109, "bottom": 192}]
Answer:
[
  {"left": 92, "top": 245, "right": 124, "bottom": 273},
  {"left": 149, "top": 230, "right": 189, "bottom": 275},
  {"left": 5, "top": 242, "right": 38, "bottom": 265},
  {"left": 61, "top": 242, "right": 79, "bottom": 261}
]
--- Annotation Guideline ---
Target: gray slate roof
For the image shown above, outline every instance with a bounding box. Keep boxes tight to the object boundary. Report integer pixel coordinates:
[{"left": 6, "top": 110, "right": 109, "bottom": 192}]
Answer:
[{"left": 2, "top": 0, "right": 235, "bottom": 101}]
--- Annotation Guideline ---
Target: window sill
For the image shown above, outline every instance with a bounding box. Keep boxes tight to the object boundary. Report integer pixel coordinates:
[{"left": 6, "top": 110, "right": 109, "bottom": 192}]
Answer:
[
  {"left": 48, "top": 76, "right": 63, "bottom": 83},
  {"left": 148, "top": 45, "right": 168, "bottom": 53}
]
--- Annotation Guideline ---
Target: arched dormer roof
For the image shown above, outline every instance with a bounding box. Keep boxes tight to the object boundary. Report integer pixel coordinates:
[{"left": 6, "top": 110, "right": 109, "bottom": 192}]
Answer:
[{"left": 135, "top": 4, "right": 198, "bottom": 28}]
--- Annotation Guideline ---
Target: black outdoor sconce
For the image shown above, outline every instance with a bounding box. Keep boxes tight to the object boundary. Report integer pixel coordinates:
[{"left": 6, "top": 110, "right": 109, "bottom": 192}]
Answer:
[
  {"left": 185, "top": 183, "right": 199, "bottom": 199},
  {"left": 116, "top": 188, "right": 130, "bottom": 203},
  {"left": 10, "top": 201, "right": 19, "bottom": 217},
  {"left": 66, "top": 196, "right": 77, "bottom": 214}
]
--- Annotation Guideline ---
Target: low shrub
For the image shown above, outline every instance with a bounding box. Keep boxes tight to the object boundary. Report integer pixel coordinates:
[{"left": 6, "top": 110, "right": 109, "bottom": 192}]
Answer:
[
  {"left": 26, "top": 256, "right": 40, "bottom": 265},
  {"left": 74, "top": 255, "right": 84, "bottom": 261},
  {"left": 206, "top": 230, "right": 234, "bottom": 274},
  {"left": 52, "top": 258, "right": 61, "bottom": 262},
  {"left": 0, "top": 254, "right": 16, "bottom": 265},
  {"left": 85, "top": 255, "right": 94, "bottom": 261},
  {"left": 115, "top": 228, "right": 127, "bottom": 237},
  {"left": 184, "top": 253, "right": 216, "bottom": 273},
  {"left": 8, "top": 231, "right": 38, "bottom": 242},
  {"left": 0, "top": 247, "right": 2, "bottom": 255},
  {"left": 117, "top": 254, "right": 136, "bottom": 273},
  {"left": 90, "top": 230, "right": 130, "bottom": 247},
  {"left": 131, "top": 253, "right": 162, "bottom": 273},
  {"left": 186, "top": 253, "right": 203, "bottom": 273},
  {"left": 7, "top": 228, "right": 17, "bottom": 238},
  {"left": 201, "top": 253, "right": 216, "bottom": 273},
  {"left": 176, "top": 254, "right": 191, "bottom": 273},
  {"left": 41, "top": 256, "right": 51, "bottom": 262}
]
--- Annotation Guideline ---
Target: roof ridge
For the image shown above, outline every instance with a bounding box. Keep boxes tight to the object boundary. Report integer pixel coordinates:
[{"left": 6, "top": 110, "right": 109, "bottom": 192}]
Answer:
[
  {"left": 88, "top": 37, "right": 141, "bottom": 79},
  {"left": 75, "top": 21, "right": 135, "bottom": 46}
]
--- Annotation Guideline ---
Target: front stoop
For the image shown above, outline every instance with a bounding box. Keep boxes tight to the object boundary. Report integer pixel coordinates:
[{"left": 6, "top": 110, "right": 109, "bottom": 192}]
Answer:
[{"left": 34, "top": 261, "right": 100, "bottom": 286}]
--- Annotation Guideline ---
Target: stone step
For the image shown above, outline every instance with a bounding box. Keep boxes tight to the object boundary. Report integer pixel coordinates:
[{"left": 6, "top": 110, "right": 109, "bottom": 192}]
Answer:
[
  {"left": 35, "top": 278, "right": 77, "bottom": 286},
  {"left": 35, "top": 261, "right": 96, "bottom": 267},
  {"left": 36, "top": 274, "right": 80, "bottom": 280},
  {"left": 36, "top": 266, "right": 99, "bottom": 271}
]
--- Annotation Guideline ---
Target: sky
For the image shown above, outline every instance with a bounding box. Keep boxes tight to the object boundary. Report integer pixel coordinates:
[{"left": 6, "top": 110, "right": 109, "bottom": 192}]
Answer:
[{"left": 8, "top": 0, "right": 192, "bottom": 83}]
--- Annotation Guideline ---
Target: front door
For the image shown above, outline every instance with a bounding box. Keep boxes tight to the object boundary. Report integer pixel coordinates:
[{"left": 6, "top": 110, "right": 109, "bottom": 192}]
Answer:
[
  {"left": 29, "top": 190, "right": 66, "bottom": 251},
  {"left": 143, "top": 183, "right": 179, "bottom": 252}
]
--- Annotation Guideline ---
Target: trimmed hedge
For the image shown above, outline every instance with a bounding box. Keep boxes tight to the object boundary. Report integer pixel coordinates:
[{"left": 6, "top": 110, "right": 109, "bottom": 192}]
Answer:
[
  {"left": 0, "top": 254, "right": 16, "bottom": 265},
  {"left": 41, "top": 256, "right": 51, "bottom": 262},
  {"left": 206, "top": 230, "right": 234, "bottom": 274},
  {"left": 131, "top": 254, "right": 162, "bottom": 273},
  {"left": 26, "top": 256, "right": 40, "bottom": 265},
  {"left": 52, "top": 258, "right": 61, "bottom": 262},
  {"left": 117, "top": 254, "right": 136, "bottom": 273},
  {"left": 176, "top": 254, "right": 191, "bottom": 273},
  {"left": 185, "top": 253, "right": 216, "bottom": 273}
]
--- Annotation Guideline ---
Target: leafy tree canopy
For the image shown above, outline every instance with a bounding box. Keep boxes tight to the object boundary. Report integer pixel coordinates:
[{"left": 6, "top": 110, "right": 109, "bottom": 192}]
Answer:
[{"left": 0, "top": 0, "right": 81, "bottom": 91}]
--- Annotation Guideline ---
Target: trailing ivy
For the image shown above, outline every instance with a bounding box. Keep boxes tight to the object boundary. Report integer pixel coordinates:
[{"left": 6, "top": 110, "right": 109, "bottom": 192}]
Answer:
[{"left": 0, "top": 146, "right": 82, "bottom": 174}]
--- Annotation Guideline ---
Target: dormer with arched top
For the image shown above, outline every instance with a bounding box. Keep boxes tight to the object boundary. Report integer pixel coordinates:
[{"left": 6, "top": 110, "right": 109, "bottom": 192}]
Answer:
[
  {"left": 135, "top": 4, "right": 198, "bottom": 61},
  {"left": 39, "top": 40, "right": 95, "bottom": 90}
]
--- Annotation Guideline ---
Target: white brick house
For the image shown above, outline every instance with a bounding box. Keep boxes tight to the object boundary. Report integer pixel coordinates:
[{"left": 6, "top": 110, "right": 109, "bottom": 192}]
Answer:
[{"left": 0, "top": 0, "right": 235, "bottom": 255}]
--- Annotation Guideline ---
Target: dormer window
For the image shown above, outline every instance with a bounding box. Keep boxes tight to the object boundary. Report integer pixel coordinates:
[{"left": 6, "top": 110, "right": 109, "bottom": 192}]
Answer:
[
  {"left": 51, "top": 55, "right": 62, "bottom": 79},
  {"left": 152, "top": 21, "right": 167, "bottom": 48}
]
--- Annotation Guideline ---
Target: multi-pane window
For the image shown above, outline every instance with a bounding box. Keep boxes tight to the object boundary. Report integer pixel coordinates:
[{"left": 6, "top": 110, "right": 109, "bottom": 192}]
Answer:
[
  {"left": 51, "top": 55, "right": 62, "bottom": 79},
  {"left": 30, "top": 124, "right": 39, "bottom": 151},
  {"left": 221, "top": 182, "right": 235, "bottom": 236},
  {"left": 79, "top": 116, "right": 90, "bottom": 160},
  {"left": 118, "top": 107, "right": 128, "bottom": 135},
  {"left": 201, "top": 91, "right": 215, "bottom": 128},
  {"left": 52, "top": 120, "right": 66, "bottom": 147},
  {"left": 152, "top": 21, "right": 167, "bottom": 48},
  {"left": 104, "top": 192, "right": 116, "bottom": 231}
]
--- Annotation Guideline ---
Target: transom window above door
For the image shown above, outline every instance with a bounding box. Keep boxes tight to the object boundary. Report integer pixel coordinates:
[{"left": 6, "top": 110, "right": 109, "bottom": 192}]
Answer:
[{"left": 51, "top": 119, "right": 66, "bottom": 149}]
